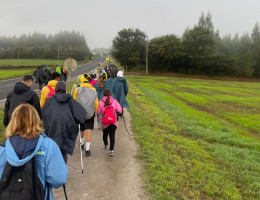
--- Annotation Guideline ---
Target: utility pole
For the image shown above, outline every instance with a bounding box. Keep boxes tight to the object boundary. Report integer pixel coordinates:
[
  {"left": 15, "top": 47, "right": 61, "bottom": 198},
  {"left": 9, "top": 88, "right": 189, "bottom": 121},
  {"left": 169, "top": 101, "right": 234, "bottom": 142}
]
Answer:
[{"left": 146, "top": 35, "right": 148, "bottom": 75}]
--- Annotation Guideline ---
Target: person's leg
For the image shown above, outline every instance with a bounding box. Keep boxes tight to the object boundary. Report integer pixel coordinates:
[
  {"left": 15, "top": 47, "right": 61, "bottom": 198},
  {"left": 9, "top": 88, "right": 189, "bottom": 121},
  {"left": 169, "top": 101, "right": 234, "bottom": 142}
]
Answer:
[
  {"left": 103, "top": 127, "right": 109, "bottom": 148},
  {"left": 85, "top": 129, "right": 91, "bottom": 151},
  {"left": 97, "top": 114, "right": 101, "bottom": 130},
  {"left": 108, "top": 125, "right": 116, "bottom": 151}
]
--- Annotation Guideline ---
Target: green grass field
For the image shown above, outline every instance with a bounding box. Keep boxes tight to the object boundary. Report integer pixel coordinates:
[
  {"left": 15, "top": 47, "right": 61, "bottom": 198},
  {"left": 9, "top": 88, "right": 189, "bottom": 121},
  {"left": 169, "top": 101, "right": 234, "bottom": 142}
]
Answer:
[
  {"left": 127, "top": 76, "right": 260, "bottom": 199},
  {"left": 0, "top": 69, "right": 35, "bottom": 79},
  {"left": 0, "top": 59, "right": 64, "bottom": 67}
]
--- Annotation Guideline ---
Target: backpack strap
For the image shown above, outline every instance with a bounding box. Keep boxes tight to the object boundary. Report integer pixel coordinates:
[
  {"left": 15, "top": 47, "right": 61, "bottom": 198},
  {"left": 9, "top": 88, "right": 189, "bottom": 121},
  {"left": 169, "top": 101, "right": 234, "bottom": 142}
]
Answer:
[{"left": 46, "top": 85, "right": 54, "bottom": 91}]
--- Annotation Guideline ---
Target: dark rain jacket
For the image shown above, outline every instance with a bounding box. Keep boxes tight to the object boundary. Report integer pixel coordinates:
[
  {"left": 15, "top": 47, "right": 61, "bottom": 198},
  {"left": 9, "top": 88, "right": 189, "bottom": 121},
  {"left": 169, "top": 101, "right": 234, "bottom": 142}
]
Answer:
[
  {"left": 105, "top": 77, "right": 129, "bottom": 109},
  {"left": 42, "top": 93, "right": 86, "bottom": 155},
  {"left": 3, "top": 82, "right": 42, "bottom": 127},
  {"left": 34, "top": 66, "right": 44, "bottom": 83}
]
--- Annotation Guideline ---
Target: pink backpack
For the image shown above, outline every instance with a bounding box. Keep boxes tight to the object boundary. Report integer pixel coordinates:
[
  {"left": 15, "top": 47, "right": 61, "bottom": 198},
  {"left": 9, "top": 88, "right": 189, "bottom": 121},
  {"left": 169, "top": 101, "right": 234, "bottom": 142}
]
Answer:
[
  {"left": 102, "top": 99, "right": 116, "bottom": 124},
  {"left": 46, "top": 85, "right": 56, "bottom": 99}
]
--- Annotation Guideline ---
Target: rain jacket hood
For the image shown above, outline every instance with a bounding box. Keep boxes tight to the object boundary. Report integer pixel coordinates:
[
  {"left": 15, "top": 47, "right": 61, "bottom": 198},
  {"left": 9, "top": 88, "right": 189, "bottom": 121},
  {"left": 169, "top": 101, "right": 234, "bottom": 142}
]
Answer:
[
  {"left": 13, "top": 82, "right": 30, "bottom": 94},
  {"left": 5, "top": 135, "right": 44, "bottom": 167},
  {"left": 53, "top": 93, "right": 72, "bottom": 103}
]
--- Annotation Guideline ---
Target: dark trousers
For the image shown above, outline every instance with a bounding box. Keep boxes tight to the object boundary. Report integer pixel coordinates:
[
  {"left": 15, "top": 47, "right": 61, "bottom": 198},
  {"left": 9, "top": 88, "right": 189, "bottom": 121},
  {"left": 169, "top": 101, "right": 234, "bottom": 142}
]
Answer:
[
  {"left": 103, "top": 124, "right": 116, "bottom": 150},
  {"left": 38, "top": 81, "right": 43, "bottom": 90}
]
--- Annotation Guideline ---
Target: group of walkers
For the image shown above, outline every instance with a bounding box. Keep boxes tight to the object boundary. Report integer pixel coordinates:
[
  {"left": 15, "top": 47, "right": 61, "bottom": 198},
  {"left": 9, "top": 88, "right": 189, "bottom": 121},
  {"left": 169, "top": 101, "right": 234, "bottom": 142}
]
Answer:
[
  {"left": 34, "top": 65, "right": 68, "bottom": 90},
  {"left": 0, "top": 62, "right": 129, "bottom": 199}
]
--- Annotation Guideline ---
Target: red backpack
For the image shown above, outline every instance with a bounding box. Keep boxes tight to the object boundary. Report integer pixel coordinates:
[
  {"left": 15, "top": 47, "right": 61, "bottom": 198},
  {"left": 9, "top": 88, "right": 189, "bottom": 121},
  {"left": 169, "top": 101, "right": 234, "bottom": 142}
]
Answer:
[
  {"left": 46, "top": 85, "right": 55, "bottom": 99},
  {"left": 102, "top": 99, "right": 116, "bottom": 124}
]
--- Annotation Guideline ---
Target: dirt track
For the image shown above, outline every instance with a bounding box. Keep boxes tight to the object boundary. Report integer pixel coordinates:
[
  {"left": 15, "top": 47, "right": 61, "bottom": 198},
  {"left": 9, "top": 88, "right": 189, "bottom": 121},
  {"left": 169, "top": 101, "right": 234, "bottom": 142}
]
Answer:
[{"left": 53, "top": 110, "right": 147, "bottom": 200}]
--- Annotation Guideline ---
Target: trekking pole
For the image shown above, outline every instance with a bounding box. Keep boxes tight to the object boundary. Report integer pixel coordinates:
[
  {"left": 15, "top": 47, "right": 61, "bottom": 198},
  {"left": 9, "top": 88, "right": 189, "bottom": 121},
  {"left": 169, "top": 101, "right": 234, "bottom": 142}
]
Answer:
[
  {"left": 122, "top": 116, "right": 132, "bottom": 141},
  {"left": 79, "top": 125, "right": 84, "bottom": 174},
  {"left": 63, "top": 185, "right": 68, "bottom": 200}
]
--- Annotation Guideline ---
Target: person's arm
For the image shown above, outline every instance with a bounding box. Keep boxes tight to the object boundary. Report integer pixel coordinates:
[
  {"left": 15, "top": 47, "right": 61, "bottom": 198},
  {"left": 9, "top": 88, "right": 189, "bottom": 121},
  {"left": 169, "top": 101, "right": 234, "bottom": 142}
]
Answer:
[
  {"left": 69, "top": 99, "right": 86, "bottom": 124},
  {"left": 73, "top": 88, "right": 78, "bottom": 100},
  {"left": 115, "top": 100, "right": 122, "bottom": 114},
  {"left": 94, "top": 97, "right": 99, "bottom": 114},
  {"left": 3, "top": 94, "right": 11, "bottom": 127},
  {"left": 45, "top": 139, "right": 68, "bottom": 189},
  {"left": 32, "top": 92, "right": 42, "bottom": 119},
  {"left": 40, "top": 88, "right": 46, "bottom": 108}
]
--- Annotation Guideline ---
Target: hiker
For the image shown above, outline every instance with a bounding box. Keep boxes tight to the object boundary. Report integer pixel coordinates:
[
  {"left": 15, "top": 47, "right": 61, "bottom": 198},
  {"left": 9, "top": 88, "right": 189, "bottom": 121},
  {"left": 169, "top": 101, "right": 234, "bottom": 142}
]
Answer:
[
  {"left": 94, "top": 75, "right": 106, "bottom": 130},
  {"left": 71, "top": 75, "right": 82, "bottom": 95},
  {"left": 40, "top": 72, "right": 61, "bottom": 108},
  {"left": 42, "top": 82, "right": 87, "bottom": 163},
  {"left": 94, "top": 69, "right": 99, "bottom": 81},
  {"left": 107, "top": 71, "right": 129, "bottom": 111},
  {"left": 43, "top": 65, "right": 52, "bottom": 86},
  {"left": 0, "top": 104, "right": 67, "bottom": 200},
  {"left": 56, "top": 65, "right": 63, "bottom": 81},
  {"left": 34, "top": 65, "right": 44, "bottom": 90},
  {"left": 90, "top": 74, "right": 98, "bottom": 87},
  {"left": 63, "top": 67, "right": 68, "bottom": 82},
  {"left": 73, "top": 74, "right": 99, "bottom": 157},
  {"left": 3, "top": 75, "right": 41, "bottom": 127},
  {"left": 97, "top": 89, "right": 122, "bottom": 156}
]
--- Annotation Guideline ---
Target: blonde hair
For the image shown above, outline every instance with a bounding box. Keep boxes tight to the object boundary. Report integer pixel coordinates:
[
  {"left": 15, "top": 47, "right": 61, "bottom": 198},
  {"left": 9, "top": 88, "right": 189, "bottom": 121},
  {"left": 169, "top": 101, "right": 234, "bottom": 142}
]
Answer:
[{"left": 6, "top": 104, "right": 43, "bottom": 139}]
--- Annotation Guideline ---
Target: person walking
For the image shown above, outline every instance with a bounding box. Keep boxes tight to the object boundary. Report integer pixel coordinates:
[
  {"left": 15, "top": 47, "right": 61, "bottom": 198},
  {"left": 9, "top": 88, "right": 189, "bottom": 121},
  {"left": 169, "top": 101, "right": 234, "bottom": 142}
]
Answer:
[
  {"left": 3, "top": 75, "right": 41, "bottom": 127},
  {"left": 73, "top": 74, "right": 98, "bottom": 157},
  {"left": 94, "top": 75, "right": 106, "bottom": 131},
  {"left": 42, "top": 82, "right": 87, "bottom": 163},
  {"left": 97, "top": 89, "right": 122, "bottom": 156},
  {"left": 0, "top": 104, "right": 67, "bottom": 200},
  {"left": 56, "top": 65, "right": 63, "bottom": 81},
  {"left": 40, "top": 72, "right": 61, "bottom": 108},
  {"left": 34, "top": 65, "right": 44, "bottom": 90},
  {"left": 43, "top": 65, "right": 52, "bottom": 86},
  {"left": 63, "top": 67, "right": 68, "bottom": 82},
  {"left": 71, "top": 75, "right": 82, "bottom": 95}
]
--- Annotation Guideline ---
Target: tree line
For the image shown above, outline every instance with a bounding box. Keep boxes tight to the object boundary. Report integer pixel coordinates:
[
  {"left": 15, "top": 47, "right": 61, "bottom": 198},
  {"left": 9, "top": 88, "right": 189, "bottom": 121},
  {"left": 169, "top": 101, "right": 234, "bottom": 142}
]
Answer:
[
  {"left": 112, "top": 12, "right": 260, "bottom": 77},
  {"left": 0, "top": 31, "right": 93, "bottom": 61}
]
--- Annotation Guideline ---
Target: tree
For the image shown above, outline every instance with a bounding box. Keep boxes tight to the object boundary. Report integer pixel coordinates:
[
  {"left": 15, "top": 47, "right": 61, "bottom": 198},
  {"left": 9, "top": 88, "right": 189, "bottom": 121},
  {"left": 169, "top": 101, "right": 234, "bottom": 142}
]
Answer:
[{"left": 112, "top": 28, "right": 146, "bottom": 69}]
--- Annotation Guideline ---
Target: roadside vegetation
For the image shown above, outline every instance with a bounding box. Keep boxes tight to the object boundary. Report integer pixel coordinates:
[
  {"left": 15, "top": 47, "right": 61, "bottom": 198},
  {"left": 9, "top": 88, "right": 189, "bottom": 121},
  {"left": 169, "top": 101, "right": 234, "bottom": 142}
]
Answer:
[
  {"left": 127, "top": 75, "right": 260, "bottom": 199},
  {"left": 0, "top": 59, "right": 64, "bottom": 67},
  {"left": 0, "top": 69, "right": 35, "bottom": 80}
]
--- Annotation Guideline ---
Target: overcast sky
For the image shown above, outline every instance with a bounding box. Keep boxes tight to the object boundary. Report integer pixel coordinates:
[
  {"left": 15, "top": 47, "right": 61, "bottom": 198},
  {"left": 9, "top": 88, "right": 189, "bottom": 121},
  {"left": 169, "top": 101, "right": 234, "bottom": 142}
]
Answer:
[{"left": 0, "top": 0, "right": 259, "bottom": 49}]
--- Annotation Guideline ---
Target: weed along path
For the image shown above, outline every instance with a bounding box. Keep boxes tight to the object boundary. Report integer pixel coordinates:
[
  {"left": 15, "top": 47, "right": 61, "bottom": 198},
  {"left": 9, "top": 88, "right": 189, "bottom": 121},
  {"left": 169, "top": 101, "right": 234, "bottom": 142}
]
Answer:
[{"left": 53, "top": 110, "right": 147, "bottom": 200}]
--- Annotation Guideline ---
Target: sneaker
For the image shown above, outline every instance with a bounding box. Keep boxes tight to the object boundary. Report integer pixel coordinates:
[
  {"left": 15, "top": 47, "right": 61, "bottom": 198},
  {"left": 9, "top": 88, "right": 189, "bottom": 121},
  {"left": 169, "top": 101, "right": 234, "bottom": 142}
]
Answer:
[
  {"left": 85, "top": 150, "right": 91, "bottom": 157},
  {"left": 98, "top": 127, "right": 102, "bottom": 131},
  {"left": 109, "top": 150, "right": 114, "bottom": 156},
  {"left": 104, "top": 145, "right": 108, "bottom": 149},
  {"left": 81, "top": 144, "right": 84, "bottom": 150}
]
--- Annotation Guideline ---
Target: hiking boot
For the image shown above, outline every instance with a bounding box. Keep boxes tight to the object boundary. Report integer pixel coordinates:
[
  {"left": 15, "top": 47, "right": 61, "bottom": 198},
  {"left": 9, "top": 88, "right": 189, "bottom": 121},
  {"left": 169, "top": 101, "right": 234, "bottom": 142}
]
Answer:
[
  {"left": 81, "top": 144, "right": 84, "bottom": 150},
  {"left": 109, "top": 150, "right": 114, "bottom": 156},
  {"left": 85, "top": 150, "right": 91, "bottom": 157},
  {"left": 98, "top": 127, "right": 102, "bottom": 131}
]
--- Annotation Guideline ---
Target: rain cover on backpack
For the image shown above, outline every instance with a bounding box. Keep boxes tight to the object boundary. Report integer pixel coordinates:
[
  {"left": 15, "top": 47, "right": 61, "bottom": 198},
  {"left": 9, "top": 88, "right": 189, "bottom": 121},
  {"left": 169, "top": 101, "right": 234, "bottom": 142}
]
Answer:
[{"left": 77, "top": 87, "right": 97, "bottom": 119}]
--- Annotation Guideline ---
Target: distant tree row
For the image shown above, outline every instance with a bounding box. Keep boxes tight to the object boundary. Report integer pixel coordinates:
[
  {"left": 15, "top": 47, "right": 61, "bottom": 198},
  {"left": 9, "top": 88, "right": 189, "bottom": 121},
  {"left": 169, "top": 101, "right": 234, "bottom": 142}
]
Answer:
[
  {"left": 0, "top": 31, "right": 93, "bottom": 61},
  {"left": 112, "top": 12, "right": 260, "bottom": 77}
]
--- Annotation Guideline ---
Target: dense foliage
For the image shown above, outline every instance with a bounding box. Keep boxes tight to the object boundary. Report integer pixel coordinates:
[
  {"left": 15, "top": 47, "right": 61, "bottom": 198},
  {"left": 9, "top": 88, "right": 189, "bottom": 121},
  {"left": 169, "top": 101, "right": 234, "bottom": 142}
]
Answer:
[
  {"left": 0, "top": 31, "right": 93, "bottom": 61},
  {"left": 112, "top": 12, "right": 260, "bottom": 77}
]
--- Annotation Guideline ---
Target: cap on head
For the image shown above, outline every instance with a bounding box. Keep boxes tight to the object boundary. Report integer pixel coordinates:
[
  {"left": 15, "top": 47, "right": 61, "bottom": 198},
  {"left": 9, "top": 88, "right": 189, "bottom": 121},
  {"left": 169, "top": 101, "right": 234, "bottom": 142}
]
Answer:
[{"left": 117, "top": 71, "right": 123, "bottom": 77}]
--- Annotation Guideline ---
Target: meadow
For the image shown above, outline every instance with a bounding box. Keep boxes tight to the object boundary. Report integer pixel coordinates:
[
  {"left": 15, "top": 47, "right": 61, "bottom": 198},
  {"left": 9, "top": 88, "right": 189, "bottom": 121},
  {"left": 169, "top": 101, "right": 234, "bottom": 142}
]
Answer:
[
  {"left": 0, "top": 69, "right": 35, "bottom": 79},
  {"left": 0, "top": 59, "right": 64, "bottom": 67},
  {"left": 127, "top": 76, "right": 260, "bottom": 200}
]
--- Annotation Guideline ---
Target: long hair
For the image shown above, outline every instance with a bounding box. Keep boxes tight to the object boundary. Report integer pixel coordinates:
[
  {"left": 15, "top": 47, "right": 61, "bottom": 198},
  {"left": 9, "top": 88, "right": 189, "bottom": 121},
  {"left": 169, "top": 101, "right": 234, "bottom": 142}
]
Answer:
[
  {"left": 98, "top": 77, "right": 105, "bottom": 88},
  {"left": 103, "top": 89, "right": 111, "bottom": 107},
  {"left": 6, "top": 104, "right": 43, "bottom": 139}
]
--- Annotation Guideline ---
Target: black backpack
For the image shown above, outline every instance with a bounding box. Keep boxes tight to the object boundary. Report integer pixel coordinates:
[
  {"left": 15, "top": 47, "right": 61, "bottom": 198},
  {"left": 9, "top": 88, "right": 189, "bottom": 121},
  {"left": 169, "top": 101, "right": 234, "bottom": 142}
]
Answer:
[{"left": 0, "top": 142, "right": 47, "bottom": 200}]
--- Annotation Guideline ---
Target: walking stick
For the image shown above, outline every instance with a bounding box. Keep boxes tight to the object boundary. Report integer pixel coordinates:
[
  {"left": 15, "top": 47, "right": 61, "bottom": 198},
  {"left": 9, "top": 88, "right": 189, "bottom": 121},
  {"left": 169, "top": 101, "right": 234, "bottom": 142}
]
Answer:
[{"left": 79, "top": 125, "right": 84, "bottom": 174}]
